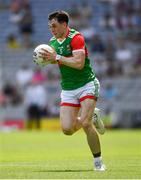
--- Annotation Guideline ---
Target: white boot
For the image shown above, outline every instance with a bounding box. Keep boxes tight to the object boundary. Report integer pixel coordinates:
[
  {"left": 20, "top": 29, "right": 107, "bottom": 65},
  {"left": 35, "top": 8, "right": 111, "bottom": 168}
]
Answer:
[
  {"left": 94, "top": 157, "right": 106, "bottom": 171},
  {"left": 92, "top": 108, "right": 106, "bottom": 135}
]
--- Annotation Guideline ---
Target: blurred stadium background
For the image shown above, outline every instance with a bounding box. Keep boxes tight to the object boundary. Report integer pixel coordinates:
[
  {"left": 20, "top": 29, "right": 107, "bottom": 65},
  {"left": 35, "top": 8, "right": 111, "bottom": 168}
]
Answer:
[{"left": 0, "top": 0, "right": 141, "bottom": 131}]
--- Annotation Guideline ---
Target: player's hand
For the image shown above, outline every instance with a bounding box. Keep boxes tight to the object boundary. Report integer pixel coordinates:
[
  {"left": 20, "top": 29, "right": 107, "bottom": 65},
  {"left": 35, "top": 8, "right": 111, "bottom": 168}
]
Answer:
[{"left": 39, "top": 48, "right": 57, "bottom": 63}]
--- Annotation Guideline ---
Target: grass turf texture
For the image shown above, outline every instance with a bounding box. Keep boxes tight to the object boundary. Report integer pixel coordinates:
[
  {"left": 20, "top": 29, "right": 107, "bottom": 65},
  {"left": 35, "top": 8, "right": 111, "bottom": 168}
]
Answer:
[{"left": 0, "top": 130, "right": 141, "bottom": 179}]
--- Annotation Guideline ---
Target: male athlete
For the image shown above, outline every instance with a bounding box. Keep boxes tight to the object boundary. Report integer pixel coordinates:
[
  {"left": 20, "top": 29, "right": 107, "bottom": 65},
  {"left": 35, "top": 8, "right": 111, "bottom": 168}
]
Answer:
[{"left": 38, "top": 11, "right": 106, "bottom": 171}]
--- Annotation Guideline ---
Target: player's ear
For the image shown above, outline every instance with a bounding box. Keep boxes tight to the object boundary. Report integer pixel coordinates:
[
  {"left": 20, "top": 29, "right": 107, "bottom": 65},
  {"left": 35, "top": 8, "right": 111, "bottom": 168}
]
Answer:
[{"left": 62, "top": 22, "right": 67, "bottom": 28}]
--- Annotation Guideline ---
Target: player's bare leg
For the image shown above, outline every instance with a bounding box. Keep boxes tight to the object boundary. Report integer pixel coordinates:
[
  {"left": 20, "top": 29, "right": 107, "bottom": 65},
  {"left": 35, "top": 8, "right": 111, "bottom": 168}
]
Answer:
[
  {"left": 60, "top": 104, "right": 103, "bottom": 151},
  {"left": 60, "top": 102, "right": 106, "bottom": 171},
  {"left": 60, "top": 106, "right": 82, "bottom": 135},
  {"left": 79, "top": 99, "right": 106, "bottom": 171},
  {"left": 79, "top": 99, "right": 100, "bottom": 153},
  {"left": 75, "top": 107, "right": 105, "bottom": 136}
]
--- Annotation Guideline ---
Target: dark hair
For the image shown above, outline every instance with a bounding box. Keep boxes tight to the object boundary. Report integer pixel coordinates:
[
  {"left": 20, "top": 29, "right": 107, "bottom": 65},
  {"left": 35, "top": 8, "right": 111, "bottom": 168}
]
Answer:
[{"left": 48, "top": 11, "right": 69, "bottom": 24}]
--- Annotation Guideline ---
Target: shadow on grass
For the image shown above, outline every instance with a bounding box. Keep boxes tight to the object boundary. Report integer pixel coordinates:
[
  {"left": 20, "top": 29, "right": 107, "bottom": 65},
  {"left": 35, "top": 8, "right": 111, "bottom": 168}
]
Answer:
[{"left": 34, "top": 169, "right": 93, "bottom": 172}]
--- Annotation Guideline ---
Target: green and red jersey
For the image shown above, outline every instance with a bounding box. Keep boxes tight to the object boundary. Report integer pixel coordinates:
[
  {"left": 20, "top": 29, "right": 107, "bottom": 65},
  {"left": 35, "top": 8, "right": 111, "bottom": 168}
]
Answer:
[{"left": 49, "top": 28, "right": 95, "bottom": 90}]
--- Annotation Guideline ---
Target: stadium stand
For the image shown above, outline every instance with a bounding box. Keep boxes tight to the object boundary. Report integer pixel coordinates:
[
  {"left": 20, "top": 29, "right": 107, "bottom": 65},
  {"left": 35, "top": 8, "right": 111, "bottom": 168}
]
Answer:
[{"left": 0, "top": 0, "right": 141, "bottom": 128}]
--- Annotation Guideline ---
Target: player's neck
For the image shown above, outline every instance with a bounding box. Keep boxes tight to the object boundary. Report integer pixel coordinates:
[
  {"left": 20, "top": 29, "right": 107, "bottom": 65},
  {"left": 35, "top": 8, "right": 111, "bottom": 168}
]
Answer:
[{"left": 58, "top": 27, "right": 69, "bottom": 42}]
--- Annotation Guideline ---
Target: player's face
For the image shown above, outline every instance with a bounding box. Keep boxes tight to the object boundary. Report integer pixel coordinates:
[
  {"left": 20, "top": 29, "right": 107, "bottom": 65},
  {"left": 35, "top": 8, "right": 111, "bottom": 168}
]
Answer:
[{"left": 48, "top": 19, "right": 67, "bottom": 38}]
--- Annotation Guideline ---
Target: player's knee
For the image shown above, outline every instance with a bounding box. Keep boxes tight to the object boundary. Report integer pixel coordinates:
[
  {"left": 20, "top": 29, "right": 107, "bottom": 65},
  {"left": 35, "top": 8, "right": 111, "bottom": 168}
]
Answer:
[
  {"left": 62, "top": 128, "right": 74, "bottom": 136},
  {"left": 82, "top": 121, "right": 91, "bottom": 130}
]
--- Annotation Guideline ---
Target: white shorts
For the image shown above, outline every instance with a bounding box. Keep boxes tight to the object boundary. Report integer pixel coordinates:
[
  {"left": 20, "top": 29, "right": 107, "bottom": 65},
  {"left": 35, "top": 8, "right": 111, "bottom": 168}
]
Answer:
[{"left": 60, "top": 78, "right": 100, "bottom": 107}]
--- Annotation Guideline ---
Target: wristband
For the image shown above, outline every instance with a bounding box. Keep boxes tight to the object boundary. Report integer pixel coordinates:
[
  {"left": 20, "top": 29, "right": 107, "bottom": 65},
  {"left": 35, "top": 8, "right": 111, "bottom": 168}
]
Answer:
[{"left": 55, "top": 54, "right": 62, "bottom": 61}]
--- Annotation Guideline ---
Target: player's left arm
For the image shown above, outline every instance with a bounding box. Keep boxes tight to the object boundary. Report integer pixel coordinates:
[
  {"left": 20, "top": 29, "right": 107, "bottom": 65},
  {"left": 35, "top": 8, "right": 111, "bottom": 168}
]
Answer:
[
  {"left": 40, "top": 34, "right": 86, "bottom": 69},
  {"left": 58, "top": 34, "right": 86, "bottom": 69},
  {"left": 59, "top": 50, "right": 85, "bottom": 70}
]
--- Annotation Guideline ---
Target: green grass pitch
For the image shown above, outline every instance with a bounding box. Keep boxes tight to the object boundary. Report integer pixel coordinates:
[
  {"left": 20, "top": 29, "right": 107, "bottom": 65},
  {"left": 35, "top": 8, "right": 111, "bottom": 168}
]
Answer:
[{"left": 0, "top": 129, "right": 141, "bottom": 179}]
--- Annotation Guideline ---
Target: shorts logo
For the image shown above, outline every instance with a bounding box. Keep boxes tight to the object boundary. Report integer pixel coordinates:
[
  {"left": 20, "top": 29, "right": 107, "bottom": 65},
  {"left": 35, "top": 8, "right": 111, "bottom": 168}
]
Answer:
[{"left": 87, "top": 93, "right": 94, "bottom": 96}]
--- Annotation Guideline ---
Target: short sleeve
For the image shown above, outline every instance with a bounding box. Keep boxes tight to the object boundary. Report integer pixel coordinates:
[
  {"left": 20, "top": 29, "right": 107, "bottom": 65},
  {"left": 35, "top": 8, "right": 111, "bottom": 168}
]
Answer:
[{"left": 71, "top": 34, "right": 85, "bottom": 51}]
